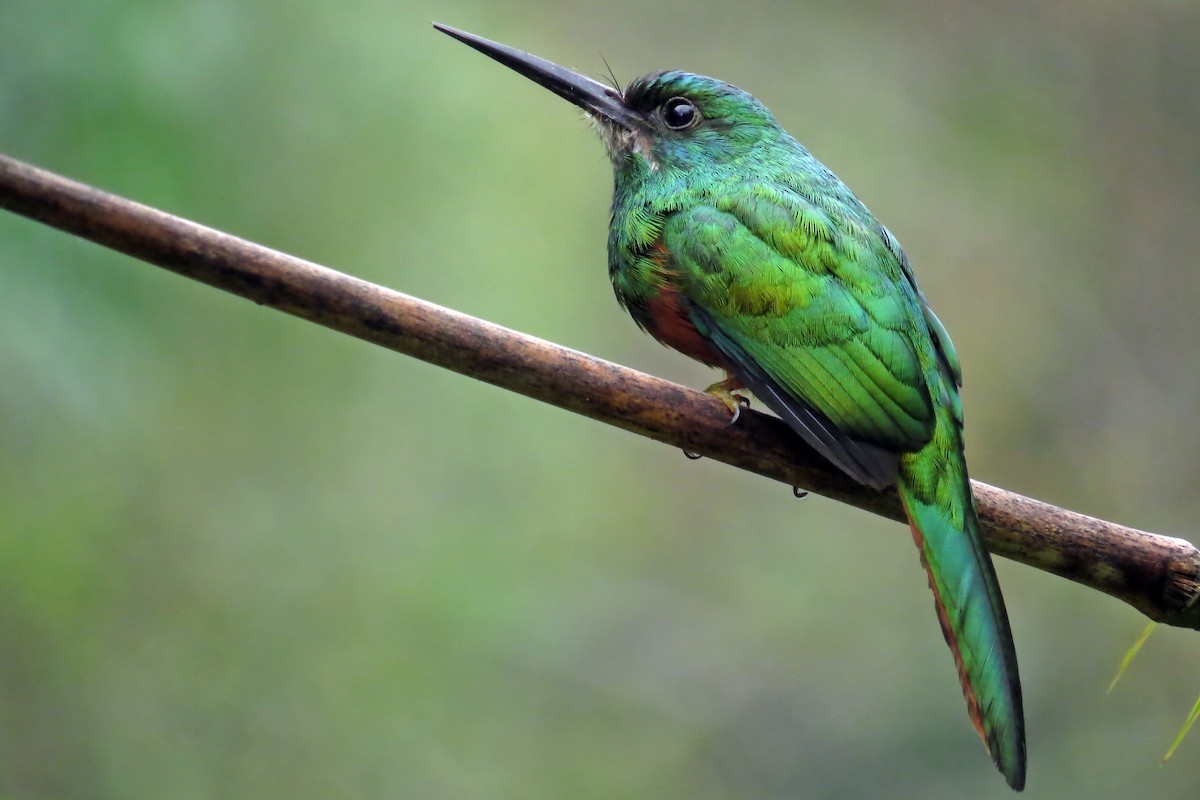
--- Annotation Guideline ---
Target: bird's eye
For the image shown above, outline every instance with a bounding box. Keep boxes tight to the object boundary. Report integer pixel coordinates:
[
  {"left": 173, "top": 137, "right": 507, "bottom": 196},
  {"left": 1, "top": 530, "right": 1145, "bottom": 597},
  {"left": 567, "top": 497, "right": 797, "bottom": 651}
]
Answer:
[{"left": 660, "top": 97, "right": 700, "bottom": 130}]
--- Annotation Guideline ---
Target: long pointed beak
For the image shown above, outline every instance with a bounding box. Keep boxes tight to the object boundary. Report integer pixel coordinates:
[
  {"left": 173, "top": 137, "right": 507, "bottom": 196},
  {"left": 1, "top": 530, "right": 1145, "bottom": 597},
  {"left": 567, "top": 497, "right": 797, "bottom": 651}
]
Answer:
[{"left": 433, "top": 23, "right": 636, "bottom": 130}]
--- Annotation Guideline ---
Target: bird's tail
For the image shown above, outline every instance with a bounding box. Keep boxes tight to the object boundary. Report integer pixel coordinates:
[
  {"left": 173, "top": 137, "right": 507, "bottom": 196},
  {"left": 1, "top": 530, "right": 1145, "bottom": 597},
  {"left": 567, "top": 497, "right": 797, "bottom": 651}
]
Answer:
[{"left": 897, "top": 433, "right": 1026, "bottom": 791}]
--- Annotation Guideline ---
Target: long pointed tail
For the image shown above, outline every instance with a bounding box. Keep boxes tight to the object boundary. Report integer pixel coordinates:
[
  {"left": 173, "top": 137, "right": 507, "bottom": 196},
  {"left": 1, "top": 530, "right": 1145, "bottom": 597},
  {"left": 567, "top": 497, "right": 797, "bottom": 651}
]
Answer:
[{"left": 898, "top": 443, "right": 1026, "bottom": 791}]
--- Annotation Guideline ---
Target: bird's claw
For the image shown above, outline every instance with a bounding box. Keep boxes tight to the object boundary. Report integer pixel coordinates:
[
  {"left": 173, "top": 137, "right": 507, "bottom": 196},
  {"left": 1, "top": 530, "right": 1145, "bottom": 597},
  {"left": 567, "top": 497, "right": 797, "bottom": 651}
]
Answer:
[
  {"left": 724, "top": 393, "right": 751, "bottom": 425},
  {"left": 705, "top": 376, "right": 750, "bottom": 426}
]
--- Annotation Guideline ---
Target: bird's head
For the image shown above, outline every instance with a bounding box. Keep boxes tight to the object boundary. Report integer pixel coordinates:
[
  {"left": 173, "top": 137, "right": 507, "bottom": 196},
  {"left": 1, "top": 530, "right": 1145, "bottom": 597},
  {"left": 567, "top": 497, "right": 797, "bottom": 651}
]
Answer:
[{"left": 435, "top": 24, "right": 786, "bottom": 178}]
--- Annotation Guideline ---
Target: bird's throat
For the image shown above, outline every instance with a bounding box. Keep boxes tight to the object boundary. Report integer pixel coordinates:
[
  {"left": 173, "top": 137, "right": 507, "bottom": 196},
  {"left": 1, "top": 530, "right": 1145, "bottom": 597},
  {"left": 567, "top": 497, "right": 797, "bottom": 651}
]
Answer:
[{"left": 588, "top": 115, "right": 657, "bottom": 171}]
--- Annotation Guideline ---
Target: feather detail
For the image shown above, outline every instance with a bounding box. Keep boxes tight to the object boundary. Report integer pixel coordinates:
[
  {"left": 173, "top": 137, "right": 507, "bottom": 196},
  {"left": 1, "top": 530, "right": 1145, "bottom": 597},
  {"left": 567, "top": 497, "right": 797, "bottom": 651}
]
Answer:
[{"left": 898, "top": 440, "right": 1026, "bottom": 791}]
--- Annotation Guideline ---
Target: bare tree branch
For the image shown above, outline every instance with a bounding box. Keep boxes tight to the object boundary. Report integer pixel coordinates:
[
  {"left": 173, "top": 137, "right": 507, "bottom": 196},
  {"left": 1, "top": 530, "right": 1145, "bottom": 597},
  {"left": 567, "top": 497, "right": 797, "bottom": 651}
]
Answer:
[{"left": 2, "top": 152, "right": 1197, "bottom": 629}]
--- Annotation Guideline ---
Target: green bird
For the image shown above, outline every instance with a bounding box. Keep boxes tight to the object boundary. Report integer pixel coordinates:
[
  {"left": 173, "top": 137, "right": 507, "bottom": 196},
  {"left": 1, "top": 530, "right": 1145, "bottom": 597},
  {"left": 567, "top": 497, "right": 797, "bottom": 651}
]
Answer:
[{"left": 435, "top": 24, "right": 1026, "bottom": 790}]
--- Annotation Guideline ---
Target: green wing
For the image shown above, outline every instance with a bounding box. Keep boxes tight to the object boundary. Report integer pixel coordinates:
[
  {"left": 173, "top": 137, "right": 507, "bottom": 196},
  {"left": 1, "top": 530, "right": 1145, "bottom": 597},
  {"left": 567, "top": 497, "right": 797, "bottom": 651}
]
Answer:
[{"left": 661, "top": 200, "right": 938, "bottom": 486}]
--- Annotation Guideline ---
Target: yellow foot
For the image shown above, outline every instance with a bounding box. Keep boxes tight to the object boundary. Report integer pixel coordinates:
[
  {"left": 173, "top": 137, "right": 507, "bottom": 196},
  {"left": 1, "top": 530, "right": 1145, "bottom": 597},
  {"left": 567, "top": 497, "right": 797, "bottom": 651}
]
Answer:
[{"left": 704, "top": 374, "right": 749, "bottom": 425}]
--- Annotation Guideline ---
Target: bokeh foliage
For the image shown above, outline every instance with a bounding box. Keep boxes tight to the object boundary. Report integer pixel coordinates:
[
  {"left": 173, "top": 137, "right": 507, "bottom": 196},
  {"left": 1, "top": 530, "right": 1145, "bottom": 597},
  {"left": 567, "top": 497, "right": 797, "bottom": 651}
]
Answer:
[{"left": 1, "top": 1, "right": 1198, "bottom": 797}]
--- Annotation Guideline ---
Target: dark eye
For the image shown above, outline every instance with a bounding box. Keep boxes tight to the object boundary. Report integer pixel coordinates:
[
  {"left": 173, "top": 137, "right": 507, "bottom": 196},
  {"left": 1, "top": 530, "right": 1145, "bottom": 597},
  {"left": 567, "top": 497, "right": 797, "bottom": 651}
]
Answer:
[{"left": 660, "top": 97, "right": 699, "bottom": 130}]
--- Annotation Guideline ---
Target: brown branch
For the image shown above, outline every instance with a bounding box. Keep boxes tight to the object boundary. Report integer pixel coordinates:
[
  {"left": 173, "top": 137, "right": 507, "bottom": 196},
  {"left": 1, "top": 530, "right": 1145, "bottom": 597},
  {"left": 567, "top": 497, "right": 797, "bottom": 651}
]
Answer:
[{"left": 2, "top": 152, "right": 1198, "bottom": 629}]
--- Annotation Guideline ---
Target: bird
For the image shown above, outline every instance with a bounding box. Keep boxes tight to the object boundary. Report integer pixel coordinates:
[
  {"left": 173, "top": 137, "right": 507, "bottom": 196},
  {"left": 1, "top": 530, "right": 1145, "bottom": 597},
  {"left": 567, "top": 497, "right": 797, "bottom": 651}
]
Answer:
[{"left": 434, "top": 23, "right": 1026, "bottom": 790}]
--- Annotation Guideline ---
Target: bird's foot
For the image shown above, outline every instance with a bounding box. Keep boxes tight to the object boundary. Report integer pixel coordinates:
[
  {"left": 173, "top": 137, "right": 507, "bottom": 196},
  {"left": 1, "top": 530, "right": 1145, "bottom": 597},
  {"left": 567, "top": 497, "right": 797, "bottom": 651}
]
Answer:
[{"left": 705, "top": 375, "right": 749, "bottom": 425}]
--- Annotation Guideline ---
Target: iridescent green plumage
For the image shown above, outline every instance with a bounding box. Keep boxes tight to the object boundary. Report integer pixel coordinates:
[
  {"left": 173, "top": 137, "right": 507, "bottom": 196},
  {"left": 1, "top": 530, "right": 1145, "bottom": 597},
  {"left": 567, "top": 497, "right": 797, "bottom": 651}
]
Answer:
[{"left": 437, "top": 25, "right": 1027, "bottom": 790}]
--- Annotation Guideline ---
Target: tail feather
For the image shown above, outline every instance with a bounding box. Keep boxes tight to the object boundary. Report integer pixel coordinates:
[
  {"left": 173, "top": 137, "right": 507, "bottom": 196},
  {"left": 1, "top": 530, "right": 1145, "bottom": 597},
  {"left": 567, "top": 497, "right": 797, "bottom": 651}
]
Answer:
[{"left": 898, "top": 448, "right": 1026, "bottom": 791}]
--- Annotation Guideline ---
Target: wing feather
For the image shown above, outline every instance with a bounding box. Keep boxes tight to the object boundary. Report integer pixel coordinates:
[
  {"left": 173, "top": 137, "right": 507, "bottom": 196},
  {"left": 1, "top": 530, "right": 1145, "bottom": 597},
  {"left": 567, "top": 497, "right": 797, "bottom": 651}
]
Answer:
[{"left": 663, "top": 201, "right": 939, "bottom": 487}]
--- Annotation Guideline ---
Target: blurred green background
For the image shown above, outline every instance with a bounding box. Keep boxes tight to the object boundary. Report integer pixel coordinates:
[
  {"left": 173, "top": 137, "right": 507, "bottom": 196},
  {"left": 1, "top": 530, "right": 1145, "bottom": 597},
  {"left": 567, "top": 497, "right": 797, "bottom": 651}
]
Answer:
[{"left": 1, "top": 1, "right": 1198, "bottom": 797}]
